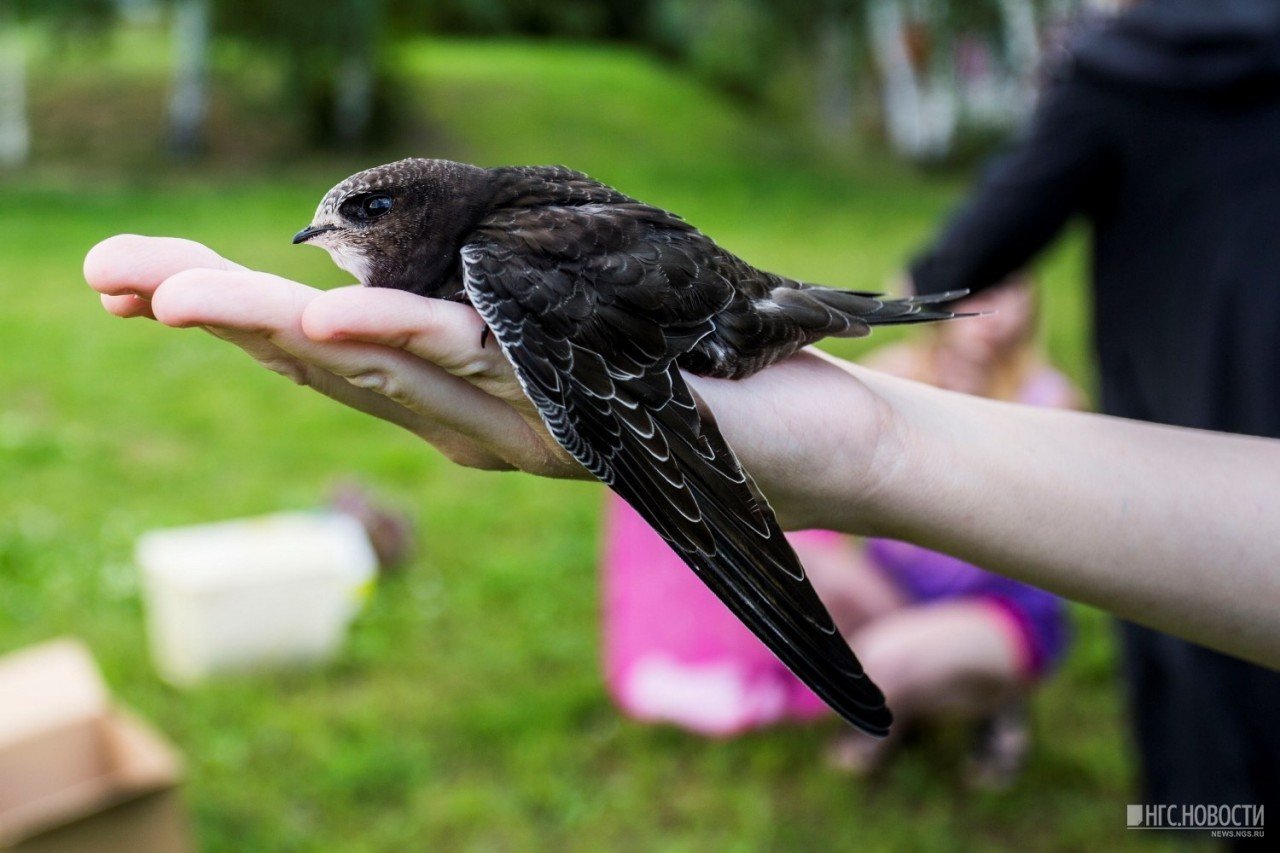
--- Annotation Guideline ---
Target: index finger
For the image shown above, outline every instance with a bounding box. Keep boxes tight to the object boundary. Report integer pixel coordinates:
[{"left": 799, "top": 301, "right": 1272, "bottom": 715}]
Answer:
[{"left": 84, "top": 235, "right": 244, "bottom": 300}]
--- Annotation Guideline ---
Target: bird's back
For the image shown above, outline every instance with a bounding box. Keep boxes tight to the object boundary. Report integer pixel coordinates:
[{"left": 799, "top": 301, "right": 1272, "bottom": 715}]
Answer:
[{"left": 480, "top": 165, "right": 959, "bottom": 380}]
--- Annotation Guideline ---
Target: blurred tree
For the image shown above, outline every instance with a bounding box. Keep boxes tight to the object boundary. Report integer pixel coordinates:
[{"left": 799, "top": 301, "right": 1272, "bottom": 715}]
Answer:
[
  {"left": 757, "top": 0, "right": 871, "bottom": 143},
  {"left": 944, "top": 0, "right": 1044, "bottom": 130},
  {"left": 810, "top": 0, "right": 861, "bottom": 142},
  {"left": 1, "top": 0, "right": 114, "bottom": 168},
  {"left": 648, "top": 0, "right": 1076, "bottom": 160},
  {"left": 648, "top": 0, "right": 778, "bottom": 99},
  {"left": 0, "top": 1, "right": 28, "bottom": 167},
  {"left": 333, "top": 0, "right": 378, "bottom": 149},
  {"left": 398, "top": 0, "right": 654, "bottom": 40},
  {"left": 867, "top": 0, "right": 1062, "bottom": 160},
  {"left": 868, "top": 0, "right": 957, "bottom": 160},
  {"left": 167, "top": 0, "right": 210, "bottom": 158},
  {"left": 650, "top": 0, "right": 869, "bottom": 141},
  {"left": 214, "top": 0, "right": 386, "bottom": 150}
]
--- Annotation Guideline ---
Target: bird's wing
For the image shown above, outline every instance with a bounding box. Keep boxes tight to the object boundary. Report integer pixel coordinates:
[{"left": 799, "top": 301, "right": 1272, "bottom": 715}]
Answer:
[{"left": 460, "top": 214, "right": 891, "bottom": 735}]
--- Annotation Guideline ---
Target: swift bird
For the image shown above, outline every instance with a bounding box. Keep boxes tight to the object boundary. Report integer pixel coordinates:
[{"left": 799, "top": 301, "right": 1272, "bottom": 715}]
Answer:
[{"left": 294, "top": 158, "right": 965, "bottom": 736}]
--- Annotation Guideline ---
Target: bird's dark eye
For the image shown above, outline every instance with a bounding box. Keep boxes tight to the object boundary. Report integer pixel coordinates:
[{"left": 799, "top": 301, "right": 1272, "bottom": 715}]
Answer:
[
  {"left": 341, "top": 193, "right": 394, "bottom": 223},
  {"left": 362, "top": 194, "right": 393, "bottom": 218}
]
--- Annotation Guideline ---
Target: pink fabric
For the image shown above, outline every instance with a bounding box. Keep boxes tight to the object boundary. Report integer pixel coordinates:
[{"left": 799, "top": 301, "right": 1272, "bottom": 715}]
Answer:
[
  {"left": 1016, "top": 368, "right": 1077, "bottom": 410},
  {"left": 602, "top": 496, "right": 833, "bottom": 735}
]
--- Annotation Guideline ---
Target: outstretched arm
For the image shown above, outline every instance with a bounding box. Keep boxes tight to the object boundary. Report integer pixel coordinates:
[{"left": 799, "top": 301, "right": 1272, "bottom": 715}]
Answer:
[
  {"left": 85, "top": 236, "right": 1280, "bottom": 668},
  {"left": 703, "top": 359, "right": 1280, "bottom": 668}
]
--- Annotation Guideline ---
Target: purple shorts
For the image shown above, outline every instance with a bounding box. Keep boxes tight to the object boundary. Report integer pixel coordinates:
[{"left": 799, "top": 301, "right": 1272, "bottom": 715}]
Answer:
[{"left": 866, "top": 538, "right": 1071, "bottom": 679}]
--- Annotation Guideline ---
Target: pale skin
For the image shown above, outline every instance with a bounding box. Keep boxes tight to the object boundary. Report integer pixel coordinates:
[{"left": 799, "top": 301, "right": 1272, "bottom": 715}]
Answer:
[{"left": 84, "top": 235, "right": 1280, "bottom": 671}]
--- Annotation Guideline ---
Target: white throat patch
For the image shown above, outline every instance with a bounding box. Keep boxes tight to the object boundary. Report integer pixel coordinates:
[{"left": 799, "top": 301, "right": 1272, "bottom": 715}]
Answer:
[{"left": 310, "top": 234, "right": 372, "bottom": 285}]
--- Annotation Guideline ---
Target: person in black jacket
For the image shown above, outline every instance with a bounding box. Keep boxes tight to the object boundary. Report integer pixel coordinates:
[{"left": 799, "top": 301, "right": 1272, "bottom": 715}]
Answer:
[{"left": 908, "top": 0, "right": 1280, "bottom": 820}]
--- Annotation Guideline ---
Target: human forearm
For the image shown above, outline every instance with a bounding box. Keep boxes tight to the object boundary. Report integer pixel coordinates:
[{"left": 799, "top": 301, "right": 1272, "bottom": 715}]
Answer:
[
  {"left": 697, "top": 352, "right": 1280, "bottom": 665},
  {"left": 832, "top": 362, "right": 1280, "bottom": 666}
]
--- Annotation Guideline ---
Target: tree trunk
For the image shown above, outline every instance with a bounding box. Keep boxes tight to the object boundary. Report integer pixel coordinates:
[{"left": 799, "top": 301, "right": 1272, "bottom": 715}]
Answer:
[
  {"left": 332, "top": 53, "right": 374, "bottom": 149},
  {"left": 813, "top": 5, "right": 856, "bottom": 144},
  {"left": 867, "top": 0, "right": 956, "bottom": 161},
  {"left": 168, "top": 0, "right": 209, "bottom": 158},
  {"left": 998, "top": 0, "right": 1040, "bottom": 113},
  {"left": 0, "top": 13, "right": 29, "bottom": 169}
]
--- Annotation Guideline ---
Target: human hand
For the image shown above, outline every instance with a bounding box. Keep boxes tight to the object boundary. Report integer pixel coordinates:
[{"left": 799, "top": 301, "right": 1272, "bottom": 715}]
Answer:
[
  {"left": 83, "top": 235, "right": 904, "bottom": 530},
  {"left": 84, "top": 235, "right": 583, "bottom": 478}
]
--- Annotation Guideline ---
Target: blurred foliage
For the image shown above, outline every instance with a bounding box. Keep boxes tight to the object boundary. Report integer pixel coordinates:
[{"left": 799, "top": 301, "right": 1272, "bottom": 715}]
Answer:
[
  {"left": 204, "top": 0, "right": 659, "bottom": 148},
  {"left": 394, "top": 0, "right": 656, "bottom": 40},
  {"left": 646, "top": 0, "right": 1051, "bottom": 96},
  {"left": 214, "top": 0, "right": 380, "bottom": 54},
  {"left": 211, "top": 0, "right": 390, "bottom": 148},
  {"left": 0, "top": 30, "right": 1173, "bottom": 850},
  {"left": 648, "top": 0, "right": 784, "bottom": 99},
  {"left": 7, "top": 0, "right": 115, "bottom": 49},
  {"left": 1, "top": 0, "right": 1078, "bottom": 164},
  {"left": 11, "top": 0, "right": 114, "bottom": 29}
]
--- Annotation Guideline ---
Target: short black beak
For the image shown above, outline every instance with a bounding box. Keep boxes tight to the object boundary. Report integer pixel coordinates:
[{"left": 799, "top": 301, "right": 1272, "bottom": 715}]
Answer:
[{"left": 292, "top": 224, "right": 336, "bottom": 245}]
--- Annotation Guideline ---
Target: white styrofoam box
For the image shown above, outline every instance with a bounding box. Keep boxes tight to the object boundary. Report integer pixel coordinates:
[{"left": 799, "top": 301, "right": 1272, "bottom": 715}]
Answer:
[{"left": 135, "top": 510, "right": 378, "bottom": 686}]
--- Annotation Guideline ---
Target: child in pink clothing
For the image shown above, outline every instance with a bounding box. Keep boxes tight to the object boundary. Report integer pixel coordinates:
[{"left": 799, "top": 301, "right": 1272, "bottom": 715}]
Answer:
[
  {"left": 603, "top": 499, "right": 835, "bottom": 735},
  {"left": 600, "top": 276, "right": 1079, "bottom": 778}
]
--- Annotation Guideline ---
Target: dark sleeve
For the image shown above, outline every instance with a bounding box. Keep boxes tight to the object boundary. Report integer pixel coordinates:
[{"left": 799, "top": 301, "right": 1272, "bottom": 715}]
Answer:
[{"left": 909, "top": 76, "right": 1114, "bottom": 297}]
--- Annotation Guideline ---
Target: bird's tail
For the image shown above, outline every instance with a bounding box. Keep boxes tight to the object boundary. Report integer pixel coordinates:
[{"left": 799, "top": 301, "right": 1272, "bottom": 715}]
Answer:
[
  {"left": 860, "top": 289, "right": 976, "bottom": 327},
  {"left": 705, "top": 284, "right": 977, "bottom": 380},
  {"left": 767, "top": 285, "right": 974, "bottom": 340}
]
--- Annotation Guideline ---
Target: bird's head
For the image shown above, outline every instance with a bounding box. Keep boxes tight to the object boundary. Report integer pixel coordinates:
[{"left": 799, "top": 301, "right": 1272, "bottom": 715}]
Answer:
[{"left": 293, "top": 157, "right": 493, "bottom": 296}]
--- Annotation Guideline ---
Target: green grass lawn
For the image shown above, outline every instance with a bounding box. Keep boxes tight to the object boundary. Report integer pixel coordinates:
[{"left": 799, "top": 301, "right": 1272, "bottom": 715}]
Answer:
[{"left": 1, "top": 33, "right": 1187, "bottom": 852}]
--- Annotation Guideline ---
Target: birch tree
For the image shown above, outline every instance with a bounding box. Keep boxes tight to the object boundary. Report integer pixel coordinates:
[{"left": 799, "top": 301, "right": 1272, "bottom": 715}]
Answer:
[
  {"left": 0, "top": 2, "right": 28, "bottom": 168},
  {"left": 812, "top": 0, "right": 859, "bottom": 143},
  {"left": 2, "top": 0, "right": 114, "bottom": 168},
  {"left": 215, "top": 0, "right": 386, "bottom": 150},
  {"left": 168, "top": 0, "right": 209, "bottom": 157},
  {"left": 867, "top": 0, "right": 957, "bottom": 160}
]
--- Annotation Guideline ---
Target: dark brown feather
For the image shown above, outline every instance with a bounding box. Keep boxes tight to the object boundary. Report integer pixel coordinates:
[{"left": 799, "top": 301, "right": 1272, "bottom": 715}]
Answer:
[{"left": 302, "top": 158, "right": 974, "bottom": 736}]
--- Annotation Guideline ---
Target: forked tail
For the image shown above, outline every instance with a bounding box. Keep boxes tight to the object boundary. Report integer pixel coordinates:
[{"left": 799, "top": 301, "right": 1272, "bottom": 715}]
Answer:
[{"left": 766, "top": 285, "right": 974, "bottom": 340}]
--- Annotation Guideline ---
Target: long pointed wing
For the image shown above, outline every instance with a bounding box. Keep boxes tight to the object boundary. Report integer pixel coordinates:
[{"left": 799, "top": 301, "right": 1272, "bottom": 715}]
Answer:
[{"left": 460, "top": 215, "right": 891, "bottom": 736}]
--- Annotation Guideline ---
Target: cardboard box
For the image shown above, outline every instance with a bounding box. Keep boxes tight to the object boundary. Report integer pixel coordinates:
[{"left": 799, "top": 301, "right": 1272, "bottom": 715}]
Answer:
[{"left": 0, "top": 639, "right": 192, "bottom": 852}]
